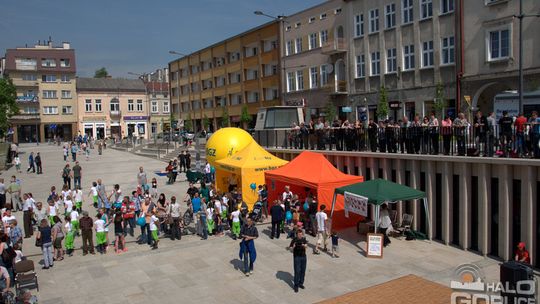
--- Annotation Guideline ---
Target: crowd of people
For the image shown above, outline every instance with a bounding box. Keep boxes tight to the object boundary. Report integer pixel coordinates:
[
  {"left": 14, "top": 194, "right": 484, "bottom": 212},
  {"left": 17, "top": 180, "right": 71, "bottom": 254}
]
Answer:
[{"left": 284, "top": 111, "right": 540, "bottom": 158}]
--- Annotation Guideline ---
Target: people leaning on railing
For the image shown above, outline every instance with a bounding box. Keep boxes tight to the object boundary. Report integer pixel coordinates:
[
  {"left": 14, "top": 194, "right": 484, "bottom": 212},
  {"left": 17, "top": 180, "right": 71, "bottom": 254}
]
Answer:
[{"left": 271, "top": 110, "right": 540, "bottom": 159}]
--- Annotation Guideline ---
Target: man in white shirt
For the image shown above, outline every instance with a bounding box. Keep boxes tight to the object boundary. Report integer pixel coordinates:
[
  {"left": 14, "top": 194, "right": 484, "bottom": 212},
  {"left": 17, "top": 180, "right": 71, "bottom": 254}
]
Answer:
[
  {"left": 314, "top": 205, "right": 328, "bottom": 254},
  {"left": 282, "top": 186, "right": 293, "bottom": 203},
  {"left": 22, "top": 193, "right": 36, "bottom": 238},
  {"left": 204, "top": 162, "right": 212, "bottom": 183},
  {"left": 2, "top": 209, "right": 16, "bottom": 233},
  {"left": 379, "top": 204, "right": 392, "bottom": 247},
  {"left": 230, "top": 208, "right": 241, "bottom": 240}
]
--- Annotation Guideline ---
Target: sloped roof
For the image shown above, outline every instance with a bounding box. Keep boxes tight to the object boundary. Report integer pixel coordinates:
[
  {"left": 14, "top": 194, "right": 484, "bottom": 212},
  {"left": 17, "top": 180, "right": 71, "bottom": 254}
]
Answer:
[
  {"left": 335, "top": 179, "right": 426, "bottom": 205},
  {"left": 76, "top": 77, "right": 146, "bottom": 92},
  {"left": 216, "top": 141, "right": 288, "bottom": 170}
]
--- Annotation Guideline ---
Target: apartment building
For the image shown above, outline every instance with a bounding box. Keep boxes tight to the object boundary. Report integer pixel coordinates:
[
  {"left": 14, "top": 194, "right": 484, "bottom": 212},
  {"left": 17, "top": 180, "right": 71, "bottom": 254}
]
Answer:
[
  {"left": 76, "top": 78, "right": 148, "bottom": 140},
  {"left": 169, "top": 21, "right": 281, "bottom": 131},
  {"left": 145, "top": 68, "right": 171, "bottom": 137},
  {"left": 460, "top": 0, "right": 540, "bottom": 114},
  {"left": 3, "top": 40, "right": 78, "bottom": 143},
  {"left": 282, "top": 0, "right": 349, "bottom": 120}
]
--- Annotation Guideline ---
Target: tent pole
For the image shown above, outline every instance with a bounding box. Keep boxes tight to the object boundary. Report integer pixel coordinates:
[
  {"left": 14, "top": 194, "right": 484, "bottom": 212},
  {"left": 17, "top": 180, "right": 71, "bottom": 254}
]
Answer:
[
  {"left": 423, "top": 198, "right": 431, "bottom": 240},
  {"left": 374, "top": 205, "right": 380, "bottom": 234},
  {"left": 330, "top": 192, "right": 337, "bottom": 218}
]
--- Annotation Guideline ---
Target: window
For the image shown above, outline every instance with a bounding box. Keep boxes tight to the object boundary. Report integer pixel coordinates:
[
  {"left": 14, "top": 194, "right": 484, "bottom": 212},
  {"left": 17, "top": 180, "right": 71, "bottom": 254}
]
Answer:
[
  {"left": 62, "top": 106, "right": 73, "bottom": 114},
  {"left": 42, "top": 75, "right": 56, "bottom": 82},
  {"left": 309, "top": 17, "right": 316, "bottom": 23},
  {"left": 295, "top": 22, "right": 301, "bottom": 28},
  {"left": 285, "top": 25, "right": 292, "bottom": 32},
  {"left": 320, "top": 13, "right": 327, "bottom": 20},
  {"left": 295, "top": 38, "right": 303, "bottom": 53},
  {"left": 403, "top": 44, "right": 415, "bottom": 70},
  {"left": 43, "top": 106, "right": 58, "bottom": 115},
  {"left": 441, "top": 36, "right": 455, "bottom": 64},
  {"left": 247, "top": 92, "right": 259, "bottom": 103},
  {"left": 421, "top": 0, "right": 433, "bottom": 19},
  {"left": 137, "top": 99, "right": 143, "bottom": 111},
  {"left": 441, "top": 0, "right": 454, "bottom": 14},
  {"left": 371, "top": 52, "right": 381, "bottom": 76},
  {"left": 334, "top": 8, "right": 342, "bottom": 14},
  {"left": 320, "top": 65, "right": 329, "bottom": 86},
  {"left": 41, "top": 58, "right": 56, "bottom": 67},
  {"left": 422, "top": 41, "right": 434, "bottom": 67},
  {"left": 287, "top": 72, "right": 296, "bottom": 92},
  {"left": 386, "top": 48, "right": 397, "bottom": 73},
  {"left": 128, "top": 99, "right": 134, "bottom": 111},
  {"left": 385, "top": 4, "right": 396, "bottom": 29},
  {"left": 356, "top": 55, "right": 366, "bottom": 78},
  {"left": 163, "top": 101, "right": 170, "bottom": 113},
  {"left": 151, "top": 101, "right": 158, "bottom": 113},
  {"left": 60, "top": 75, "right": 70, "bottom": 82},
  {"left": 85, "top": 99, "right": 92, "bottom": 112},
  {"left": 95, "top": 99, "right": 102, "bottom": 112},
  {"left": 296, "top": 70, "right": 304, "bottom": 91},
  {"left": 42, "top": 90, "right": 57, "bottom": 99},
  {"left": 286, "top": 40, "right": 294, "bottom": 56},
  {"left": 22, "top": 74, "right": 37, "bottom": 81},
  {"left": 402, "top": 0, "right": 414, "bottom": 24},
  {"left": 369, "top": 9, "right": 379, "bottom": 33},
  {"left": 354, "top": 14, "right": 364, "bottom": 37},
  {"left": 60, "top": 59, "right": 70, "bottom": 67},
  {"left": 110, "top": 99, "right": 120, "bottom": 111},
  {"left": 310, "top": 67, "right": 318, "bottom": 88},
  {"left": 309, "top": 33, "right": 318, "bottom": 50},
  {"left": 61, "top": 90, "right": 72, "bottom": 98},
  {"left": 488, "top": 28, "right": 510, "bottom": 61},
  {"left": 320, "top": 30, "right": 328, "bottom": 45}
]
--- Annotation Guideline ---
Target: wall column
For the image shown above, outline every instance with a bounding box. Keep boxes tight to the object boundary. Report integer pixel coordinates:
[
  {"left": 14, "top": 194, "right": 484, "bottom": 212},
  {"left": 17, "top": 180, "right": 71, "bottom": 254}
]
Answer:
[
  {"left": 459, "top": 162, "right": 470, "bottom": 250},
  {"left": 411, "top": 160, "right": 420, "bottom": 230},
  {"left": 441, "top": 162, "right": 451, "bottom": 245},
  {"left": 356, "top": 157, "right": 366, "bottom": 178},
  {"left": 39, "top": 124, "right": 45, "bottom": 143},
  {"left": 478, "top": 163, "right": 490, "bottom": 256},
  {"left": 425, "top": 160, "right": 436, "bottom": 240},
  {"left": 521, "top": 166, "right": 536, "bottom": 263},
  {"left": 395, "top": 159, "right": 405, "bottom": 224},
  {"left": 498, "top": 165, "right": 512, "bottom": 261}
]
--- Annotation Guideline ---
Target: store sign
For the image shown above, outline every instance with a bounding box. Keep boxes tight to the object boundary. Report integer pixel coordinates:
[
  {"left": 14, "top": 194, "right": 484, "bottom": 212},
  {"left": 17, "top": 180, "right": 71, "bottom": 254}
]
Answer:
[
  {"left": 341, "top": 106, "right": 352, "bottom": 113},
  {"left": 389, "top": 101, "right": 401, "bottom": 109},
  {"left": 124, "top": 116, "right": 148, "bottom": 121},
  {"left": 286, "top": 99, "right": 306, "bottom": 107},
  {"left": 16, "top": 96, "right": 39, "bottom": 103}
]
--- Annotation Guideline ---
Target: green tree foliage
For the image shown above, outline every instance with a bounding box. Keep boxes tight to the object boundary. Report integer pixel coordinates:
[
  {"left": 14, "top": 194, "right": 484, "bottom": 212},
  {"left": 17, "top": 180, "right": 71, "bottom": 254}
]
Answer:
[
  {"left": 377, "top": 86, "right": 389, "bottom": 120},
  {"left": 240, "top": 104, "right": 252, "bottom": 124},
  {"left": 94, "top": 67, "right": 109, "bottom": 78},
  {"left": 183, "top": 113, "right": 192, "bottom": 132},
  {"left": 324, "top": 101, "right": 337, "bottom": 122},
  {"left": 202, "top": 114, "right": 211, "bottom": 130},
  {"left": 0, "top": 77, "right": 19, "bottom": 136},
  {"left": 434, "top": 82, "right": 445, "bottom": 117},
  {"left": 221, "top": 107, "right": 230, "bottom": 128}
]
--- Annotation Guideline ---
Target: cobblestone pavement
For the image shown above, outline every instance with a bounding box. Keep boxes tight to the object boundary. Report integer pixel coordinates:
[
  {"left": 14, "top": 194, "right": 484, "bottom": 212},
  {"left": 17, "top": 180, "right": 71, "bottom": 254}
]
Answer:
[{"left": 1, "top": 143, "right": 500, "bottom": 304}]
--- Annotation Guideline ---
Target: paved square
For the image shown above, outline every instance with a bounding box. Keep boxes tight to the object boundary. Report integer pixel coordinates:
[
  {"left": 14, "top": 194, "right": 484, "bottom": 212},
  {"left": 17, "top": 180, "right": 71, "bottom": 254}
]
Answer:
[{"left": 1, "top": 144, "right": 501, "bottom": 303}]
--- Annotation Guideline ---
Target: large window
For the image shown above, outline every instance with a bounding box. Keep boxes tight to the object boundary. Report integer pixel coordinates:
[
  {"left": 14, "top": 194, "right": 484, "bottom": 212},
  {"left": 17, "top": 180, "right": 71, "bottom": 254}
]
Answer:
[
  {"left": 286, "top": 40, "right": 294, "bottom": 56},
  {"left": 42, "top": 75, "right": 56, "bottom": 82},
  {"left": 60, "top": 75, "right": 70, "bottom": 82},
  {"left": 151, "top": 101, "right": 158, "bottom": 113},
  {"left": 295, "top": 38, "right": 303, "bottom": 53},
  {"left": 110, "top": 99, "right": 120, "bottom": 111},
  {"left": 320, "top": 30, "right": 328, "bottom": 45},
  {"left": 42, "top": 90, "right": 57, "bottom": 99},
  {"left": 128, "top": 99, "right": 134, "bottom": 112},
  {"left": 62, "top": 106, "right": 73, "bottom": 114},
  {"left": 85, "top": 99, "right": 92, "bottom": 112},
  {"left": 385, "top": 3, "right": 396, "bottom": 29},
  {"left": 402, "top": 0, "right": 414, "bottom": 24},
  {"left": 264, "top": 108, "right": 300, "bottom": 129},
  {"left": 441, "top": 0, "right": 454, "bottom": 14},
  {"left": 403, "top": 44, "right": 415, "bottom": 70},
  {"left": 369, "top": 9, "right": 379, "bottom": 33},
  {"left": 371, "top": 51, "right": 381, "bottom": 76},
  {"left": 296, "top": 70, "right": 304, "bottom": 91},
  {"left": 356, "top": 55, "right": 366, "bottom": 78},
  {"left": 61, "top": 90, "right": 72, "bottom": 99},
  {"left": 60, "top": 59, "right": 70, "bottom": 67},
  {"left": 441, "top": 36, "right": 455, "bottom": 64},
  {"left": 320, "top": 65, "right": 329, "bottom": 86},
  {"left": 421, "top": 0, "right": 433, "bottom": 19},
  {"left": 287, "top": 72, "right": 296, "bottom": 92},
  {"left": 41, "top": 58, "right": 56, "bottom": 67},
  {"left": 488, "top": 28, "right": 510, "bottom": 61},
  {"left": 22, "top": 74, "right": 37, "bottom": 81},
  {"left": 354, "top": 14, "right": 364, "bottom": 37},
  {"left": 43, "top": 106, "right": 58, "bottom": 114},
  {"left": 95, "top": 99, "right": 102, "bottom": 112},
  {"left": 386, "top": 48, "right": 397, "bottom": 73},
  {"left": 309, "top": 67, "right": 318, "bottom": 88},
  {"left": 309, "top": 33, "right": 318, "bottom": 50},
  {"left": 422, "top": 41, "right": 434, "bottom": 67},
  {"left": 163, "top": 101, "right": 170, "bottom": 113},
  {"left": 137, "top": 99, "right": 143, "bottom": 111}
]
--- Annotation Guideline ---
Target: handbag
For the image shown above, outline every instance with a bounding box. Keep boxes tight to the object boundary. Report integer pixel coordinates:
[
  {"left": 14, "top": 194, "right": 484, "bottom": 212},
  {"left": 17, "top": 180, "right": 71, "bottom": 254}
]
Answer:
[{"left": 35, "top": 238, "right": 42, "bottom": 247}]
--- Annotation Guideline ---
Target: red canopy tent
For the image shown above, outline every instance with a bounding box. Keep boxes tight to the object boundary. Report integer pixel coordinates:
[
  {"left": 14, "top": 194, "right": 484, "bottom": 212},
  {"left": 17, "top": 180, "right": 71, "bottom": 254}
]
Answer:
[{"left": 264, "top": 151, "right": 364, "bottom": 229}]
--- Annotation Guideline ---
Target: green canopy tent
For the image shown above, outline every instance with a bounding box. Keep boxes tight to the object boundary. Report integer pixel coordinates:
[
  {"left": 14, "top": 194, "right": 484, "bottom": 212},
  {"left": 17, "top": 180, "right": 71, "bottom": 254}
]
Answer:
[{"left": 330, "top": 179, "right": 429, "bottom": 235}]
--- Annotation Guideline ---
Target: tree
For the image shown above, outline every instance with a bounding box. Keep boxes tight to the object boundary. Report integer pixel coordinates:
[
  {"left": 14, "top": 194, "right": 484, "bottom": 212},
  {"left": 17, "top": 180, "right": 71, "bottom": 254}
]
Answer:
[
  {"left": 169, "top": 112, "right": 177, "bottom": 131},
  {"left": 240, "top": 104, "right": 252, "bottom": 129},
  {"left": 202, "top": 114, "right": 211, "bottom": 130},
  {"left": 221, "top": 107, "right": 230, "bottom": 128},
  {"left": 183, "top": 113, "right": 192, "bottom": 132},
  {"left": 0, "top": 77, "right": 19, "bottom": 136},
  {"left": 324, "top": 101, "right": 337, "bottom": 122},
  {"left": 377, "top": 86, "right": 389, "bottom": 120},
  {"left": 434, "top": 82, "right": 445, "bottom": 117},
  {"left": 94, "top": 67, "right": 109, "bottom": 78}
]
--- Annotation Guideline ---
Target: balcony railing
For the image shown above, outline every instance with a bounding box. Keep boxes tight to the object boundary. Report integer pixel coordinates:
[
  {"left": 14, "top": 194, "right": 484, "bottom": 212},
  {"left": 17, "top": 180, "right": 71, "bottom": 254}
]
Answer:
[
  {"left": 324, "top": 80, "right": 348, "bottom": 94},
  {"left": 321, "top": 38, "right": 347, "bottom": 54},
  {"left": 110, "top": 110, "right": 122, "bottom": 116}
]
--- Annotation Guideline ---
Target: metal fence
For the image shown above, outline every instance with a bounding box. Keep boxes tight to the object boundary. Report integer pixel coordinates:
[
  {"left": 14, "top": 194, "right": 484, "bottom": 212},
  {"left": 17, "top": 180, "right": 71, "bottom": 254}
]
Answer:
[{"left": 254, "top": 126, "right": 540, "bottom": 159}]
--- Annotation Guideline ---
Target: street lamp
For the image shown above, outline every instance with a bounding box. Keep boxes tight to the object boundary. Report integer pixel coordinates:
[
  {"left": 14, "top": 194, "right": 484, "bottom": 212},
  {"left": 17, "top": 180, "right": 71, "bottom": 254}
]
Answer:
[{"left": 168, "top": 50, "right": 189, "bottom": 57}]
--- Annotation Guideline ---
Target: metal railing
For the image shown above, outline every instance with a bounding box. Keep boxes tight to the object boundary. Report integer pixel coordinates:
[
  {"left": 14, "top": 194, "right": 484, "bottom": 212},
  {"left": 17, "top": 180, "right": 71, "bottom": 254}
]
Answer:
[{"left": 254, "top": 125, "right": 540, "bottom": 159}]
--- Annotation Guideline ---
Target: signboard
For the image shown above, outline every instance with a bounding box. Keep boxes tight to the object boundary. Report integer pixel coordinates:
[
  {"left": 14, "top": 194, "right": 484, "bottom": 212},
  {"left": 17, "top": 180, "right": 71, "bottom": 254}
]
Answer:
[
  {"left": 344, "top": 191, "right": 368, "bottom": 217},
  {"left": 16, "top": 96, "right": 39, "bottom": 103},
  {"left": 286, "top": 99, "right": 306, "bottom": 107},
  {"left": 464, "top": 95, "right": 471, "bottom": 107},
  {"left": 389, "top": 101, "right": 401, "bottom": 109},
  {"left": 366, "top": 233, "right": 384, "bottom": 258},
  {"left": 342, "top": 106, "right": 352, "bottom": 113},
  {"left": 123, "top": 116, "right": 148, "bottom": 121}
]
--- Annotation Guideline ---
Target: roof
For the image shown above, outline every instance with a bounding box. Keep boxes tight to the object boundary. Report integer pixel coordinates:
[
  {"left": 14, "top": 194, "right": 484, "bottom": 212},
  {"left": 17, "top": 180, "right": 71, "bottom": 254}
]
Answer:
[
  {"left": 265, "top": 151, "right": 361, "bottom": 189},
  {"left": 335, "top": 179, "right": 426, "bottom": 205},
  {"left": 145, "top": 81, "right": 169, "bottom": 93},
  {"left": 317, "top": 275, "right": 451, "bottom": 304},
  {"left": 76, "top": 77, "right": 146, "bottom": 92},
  {"left": 4, "top": 48, "right": 76, "bottom": 73},
  {"left": 216, "top": 141, "right": 288, "bottom": 171}
]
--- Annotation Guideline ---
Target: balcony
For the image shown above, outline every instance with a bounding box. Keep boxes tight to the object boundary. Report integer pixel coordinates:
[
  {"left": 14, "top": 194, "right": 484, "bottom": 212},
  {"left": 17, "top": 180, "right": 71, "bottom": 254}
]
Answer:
[
  {"left": 321, "top": 38, "right": 347, "bottom": 55},
  {"left": 16, "top": 96, "right": 39, "bottom": 103},
  {"left": 110, "top": 110, "right": 122, "bottom": 117},
  {"left": 324, "top": 80, "right": 348, "bottom": 95}
]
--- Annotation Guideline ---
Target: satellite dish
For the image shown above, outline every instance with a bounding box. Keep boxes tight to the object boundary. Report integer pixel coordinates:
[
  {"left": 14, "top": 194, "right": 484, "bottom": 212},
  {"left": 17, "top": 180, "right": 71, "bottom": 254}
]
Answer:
[{"left": 326, "top": 63, "right": 334, "bottom": 73}]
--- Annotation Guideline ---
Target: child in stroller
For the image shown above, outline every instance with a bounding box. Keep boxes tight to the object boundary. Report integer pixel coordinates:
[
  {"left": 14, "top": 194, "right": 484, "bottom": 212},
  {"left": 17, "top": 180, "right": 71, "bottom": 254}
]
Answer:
[{"left": 249, "top": 201, "right": 263, "bottom": 223}]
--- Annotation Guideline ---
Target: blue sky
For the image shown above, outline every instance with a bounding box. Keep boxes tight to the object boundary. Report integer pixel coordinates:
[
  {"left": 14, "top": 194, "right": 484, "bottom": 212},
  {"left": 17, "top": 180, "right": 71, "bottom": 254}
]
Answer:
[{"left": 0, "top": 0, "right": 321, "bottom": 77}]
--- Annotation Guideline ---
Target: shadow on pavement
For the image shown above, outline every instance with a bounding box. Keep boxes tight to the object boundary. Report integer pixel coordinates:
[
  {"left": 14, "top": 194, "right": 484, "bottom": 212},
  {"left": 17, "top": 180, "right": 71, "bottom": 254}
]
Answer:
[{"left": 275, "top": 270, "right": 294, "bottom": 288}]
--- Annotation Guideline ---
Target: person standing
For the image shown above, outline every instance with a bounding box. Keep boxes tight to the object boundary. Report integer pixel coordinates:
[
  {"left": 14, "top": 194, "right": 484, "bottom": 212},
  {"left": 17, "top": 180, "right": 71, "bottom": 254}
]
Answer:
[
  {"left": 26, "top": 152, "right": 35, "bottom": 173},
  {"left": 22, "top": 193, "right": 35, "bottom": 238},
  {"left": 289, "top": 229, "right": 308, "bottom": 292},
  {"left": 239, "top": 217, "right": 258, "bottom": 276},
  {"left": 230, "top": 206, "right": 241, "bottom": 240},
  {"left": 185, "top": 151, "right": 191, "bottom": 171},
  {"left": 137, "top": 167, "right": 148, "bottom": 191},
  {"left": 514, "top": 113, "right": 527, "bottom": 157},
  {"left": 36, "top": 219, "right": 53, "bottom": 269},
  {"left": 473, "top": 111, "right": 488, "bottom": 156},
  {"left": 97, "top": 179, "right": 108, "bottom": 211},
  {"left": 515, "top": 242, "right": 531, "bottom": 264},
  {"left": 7, "top": 176, "right": 22, "bottom": 212},
  {"left": 453, "top": 113, "right": 468, "bottom": 156},
  {"left": 121, "top": 196, "right": 135, "bottom": 237},
  {"left": 79, "top": 211, "right": 95, "bottom": 255},
  {"left": 486, "top": 112, "right": 497, "bottom": 157},
  {"left": 498, "top": 111, "right": 514, "bottom": 157},
  {"left": 530, "top": 111, "right": 540, "bottom": 159},
  {"left": 0, "top": 179, "right": 5, "bottom": 210},
  {"left": 35, "top": 152, "right": 42, "bottom": 174},
  {"left": 270, "top": 200, "right": 283, "bottom": 239},
  {"left": 168, "top": 196, "right": 182, "bottom": 241},
  {"left": 179, "top": 151, "right": 186, "bottom": 173},
  {"left": 379, "top": 204, "right": 392, "bottom": 247},
  {"left": 70, "top": 142, "right": 78, "bottom": 162},
  {"left": 314, "top": 205, "right": 328, "bottom": 254},
  {"left": 61, "top": 164, "right": 72, "bottom": 189},
  {"left": 72, "top": 161, "right": 82, "bottom": 190}
]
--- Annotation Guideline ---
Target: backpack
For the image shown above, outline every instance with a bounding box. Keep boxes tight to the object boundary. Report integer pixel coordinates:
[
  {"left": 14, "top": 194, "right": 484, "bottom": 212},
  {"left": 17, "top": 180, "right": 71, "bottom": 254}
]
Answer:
[{"left": 2, "top": 243, "right": 16, "bottom": 264}]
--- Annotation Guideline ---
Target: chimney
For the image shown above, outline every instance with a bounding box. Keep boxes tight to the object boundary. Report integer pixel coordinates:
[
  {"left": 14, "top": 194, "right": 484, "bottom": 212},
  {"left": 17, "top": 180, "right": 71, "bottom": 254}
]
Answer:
[
  {"left": 62, "top": 42, "right": 70, "bottom": 49},
  {"left": 48, "top": 37, "right": 52, "bottom": 47}
]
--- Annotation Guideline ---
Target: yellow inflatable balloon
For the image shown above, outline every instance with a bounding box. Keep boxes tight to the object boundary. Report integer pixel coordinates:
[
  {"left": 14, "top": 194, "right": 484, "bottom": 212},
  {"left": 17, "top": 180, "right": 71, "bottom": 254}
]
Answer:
[{"left": 205, "top": 128, "right": 254, "bottom": 166}]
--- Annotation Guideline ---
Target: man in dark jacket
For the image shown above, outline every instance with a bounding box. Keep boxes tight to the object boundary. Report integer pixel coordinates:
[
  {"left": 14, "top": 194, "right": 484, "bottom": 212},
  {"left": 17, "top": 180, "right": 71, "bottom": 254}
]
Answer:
[
  {"left": 79, "top": 211, "right": 95, "bottom": 255},
  {"left": 270, "top": 200, "right": 284, "bottom": 239},
  {"left": 35, "top": 152, "right": 42, "bottom": 174}
]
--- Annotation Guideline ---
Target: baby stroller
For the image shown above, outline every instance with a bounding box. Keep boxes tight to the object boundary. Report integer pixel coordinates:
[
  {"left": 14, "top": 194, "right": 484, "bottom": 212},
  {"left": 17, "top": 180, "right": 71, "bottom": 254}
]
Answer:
[
  {"left": 182, "top": 208, "right": 194, "bottom": 235},
  {"left": 249, "top": 202, "right": 263, "bottom": 223}
]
